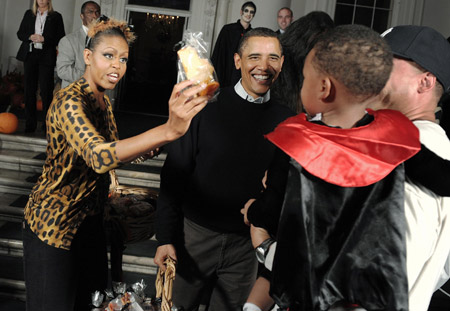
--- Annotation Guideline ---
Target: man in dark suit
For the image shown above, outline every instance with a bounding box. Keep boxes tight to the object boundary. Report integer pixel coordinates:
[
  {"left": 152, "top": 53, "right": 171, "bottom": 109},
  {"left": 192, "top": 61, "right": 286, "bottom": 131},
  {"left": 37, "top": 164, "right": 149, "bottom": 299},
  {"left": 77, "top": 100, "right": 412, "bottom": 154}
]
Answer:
[{"left": 57, "top": 1, "right": 100, "bottom": 89}]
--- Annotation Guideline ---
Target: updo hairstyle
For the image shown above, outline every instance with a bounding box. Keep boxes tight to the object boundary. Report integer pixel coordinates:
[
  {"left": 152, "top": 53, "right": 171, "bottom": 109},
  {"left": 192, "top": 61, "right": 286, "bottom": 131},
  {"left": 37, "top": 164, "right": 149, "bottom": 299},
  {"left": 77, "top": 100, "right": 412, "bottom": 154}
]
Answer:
[{"left": 86, "top": 16, "right": 135, "bottom": 50}]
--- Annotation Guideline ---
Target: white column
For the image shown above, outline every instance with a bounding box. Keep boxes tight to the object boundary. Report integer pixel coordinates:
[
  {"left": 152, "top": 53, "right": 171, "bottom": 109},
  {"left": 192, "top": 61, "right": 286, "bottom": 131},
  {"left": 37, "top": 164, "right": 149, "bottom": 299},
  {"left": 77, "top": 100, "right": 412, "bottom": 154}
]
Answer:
[
  {"left": 100, "top": 0, "right": 115, "bottom": 18},
  {"left": 391, "top": 0, "right": 424, "bottom": 27},
  {"left": 212, "top": 0, "right": 231, "bottom": 51},
  {"left": 52, "top": 0, "right": 76, "bottom": 34},
  {"left": 3, "top": 0, "right": 30, "bottom": 73}
]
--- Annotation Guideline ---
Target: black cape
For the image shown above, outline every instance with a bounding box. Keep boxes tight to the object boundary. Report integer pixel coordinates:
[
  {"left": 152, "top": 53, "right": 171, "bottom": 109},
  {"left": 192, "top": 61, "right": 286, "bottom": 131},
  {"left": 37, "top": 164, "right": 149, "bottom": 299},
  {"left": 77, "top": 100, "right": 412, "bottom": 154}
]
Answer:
[
  {"left": 211, "top": 20, "right": 251, "bottom": 87},
  {"left": 266, "top": 110, "right": 420, "bottom": 310}
]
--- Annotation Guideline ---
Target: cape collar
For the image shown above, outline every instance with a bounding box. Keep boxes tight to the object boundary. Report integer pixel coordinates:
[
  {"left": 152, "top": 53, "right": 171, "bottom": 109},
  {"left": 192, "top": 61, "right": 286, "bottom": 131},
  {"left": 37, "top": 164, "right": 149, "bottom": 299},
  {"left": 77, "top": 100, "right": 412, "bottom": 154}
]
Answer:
[{"left": 266, "top": 109, "right": 421, "bottom": 187}]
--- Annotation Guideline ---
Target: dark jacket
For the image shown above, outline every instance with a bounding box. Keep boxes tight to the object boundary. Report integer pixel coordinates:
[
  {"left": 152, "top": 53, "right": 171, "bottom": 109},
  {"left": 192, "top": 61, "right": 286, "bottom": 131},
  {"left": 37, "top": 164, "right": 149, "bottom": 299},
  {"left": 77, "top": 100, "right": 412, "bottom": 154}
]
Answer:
[
  {"left": 16, "top": 9, "right": 65, "bottom": 66},
  {"left": 211, "top": 20, "right": 251, "bottom": 87}
]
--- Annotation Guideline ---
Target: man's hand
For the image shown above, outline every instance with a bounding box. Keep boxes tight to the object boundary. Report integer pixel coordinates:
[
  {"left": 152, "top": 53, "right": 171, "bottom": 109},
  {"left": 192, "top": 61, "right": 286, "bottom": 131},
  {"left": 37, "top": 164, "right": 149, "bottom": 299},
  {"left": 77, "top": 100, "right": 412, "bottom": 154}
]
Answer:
[
  {"left": 250, "top": 225, "right": 270, "bottom": 249},
  {"left": 241, "top": 198, "right": 256, "bottom": 226},
  {"left": 154, "top": 244, "right": 177, "bottom": 272},
  {"left": 241, "top": 170, "right": 268, "bottom": 226}
]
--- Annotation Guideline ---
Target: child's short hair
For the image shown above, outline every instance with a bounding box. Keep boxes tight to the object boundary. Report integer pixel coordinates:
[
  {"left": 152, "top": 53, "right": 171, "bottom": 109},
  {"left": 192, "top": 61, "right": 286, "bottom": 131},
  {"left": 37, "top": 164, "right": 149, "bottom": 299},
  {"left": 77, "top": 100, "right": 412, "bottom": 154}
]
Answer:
[{"left": 312, "top": 24, "right": 392, "bottom": 98}]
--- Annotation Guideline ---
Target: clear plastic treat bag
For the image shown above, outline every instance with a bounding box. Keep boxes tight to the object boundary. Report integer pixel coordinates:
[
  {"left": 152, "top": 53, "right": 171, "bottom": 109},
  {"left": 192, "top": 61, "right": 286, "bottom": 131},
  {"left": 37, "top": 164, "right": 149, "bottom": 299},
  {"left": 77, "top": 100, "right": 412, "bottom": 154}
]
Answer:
[{"left": 175, "top": 30, "right": 220, "bottom": 100}]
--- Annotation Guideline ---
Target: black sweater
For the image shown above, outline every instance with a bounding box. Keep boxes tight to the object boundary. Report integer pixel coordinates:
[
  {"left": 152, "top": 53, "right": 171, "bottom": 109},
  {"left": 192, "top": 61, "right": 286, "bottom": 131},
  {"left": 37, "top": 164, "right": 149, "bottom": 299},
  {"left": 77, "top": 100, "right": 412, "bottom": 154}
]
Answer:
[{"left": 156, "top": 87, "right": 294, "bottom": 245}]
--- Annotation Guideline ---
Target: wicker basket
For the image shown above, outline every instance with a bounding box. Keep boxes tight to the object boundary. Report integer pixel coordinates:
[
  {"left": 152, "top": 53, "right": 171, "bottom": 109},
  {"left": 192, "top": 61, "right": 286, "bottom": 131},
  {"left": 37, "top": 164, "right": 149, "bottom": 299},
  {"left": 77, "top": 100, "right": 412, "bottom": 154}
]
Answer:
[
  {"left": 105, "top": 170, "right": 158, "bottom": 244},
  {"left": 155, "top": 257, "right": 176, "bottom": 311}
]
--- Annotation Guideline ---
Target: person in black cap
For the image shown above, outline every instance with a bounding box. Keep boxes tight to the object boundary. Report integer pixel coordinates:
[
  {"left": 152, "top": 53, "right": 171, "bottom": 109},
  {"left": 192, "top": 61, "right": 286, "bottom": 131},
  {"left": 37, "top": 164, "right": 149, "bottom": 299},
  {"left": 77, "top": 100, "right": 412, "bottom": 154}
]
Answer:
[
  {"left": 436, "top": 36, "right": 450, "bottom": 139},
  {"left": 379, "top": 25, "right": 450, "bottom": 311}
]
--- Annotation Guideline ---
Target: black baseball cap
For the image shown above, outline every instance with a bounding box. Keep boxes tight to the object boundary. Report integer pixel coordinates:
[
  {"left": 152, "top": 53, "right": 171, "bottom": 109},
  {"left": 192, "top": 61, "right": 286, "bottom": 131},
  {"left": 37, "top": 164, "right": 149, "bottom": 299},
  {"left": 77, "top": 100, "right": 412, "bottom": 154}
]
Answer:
[{"left": 381, "top": 25, "right": 450, "bottom": 92}]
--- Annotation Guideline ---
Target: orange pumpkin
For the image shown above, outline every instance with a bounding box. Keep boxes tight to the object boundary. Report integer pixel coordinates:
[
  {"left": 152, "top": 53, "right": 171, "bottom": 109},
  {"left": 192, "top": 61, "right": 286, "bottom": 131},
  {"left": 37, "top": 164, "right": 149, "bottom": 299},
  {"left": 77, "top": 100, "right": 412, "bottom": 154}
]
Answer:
[{"left": 0, "top": 112, "right": 19, "bottom": 134}]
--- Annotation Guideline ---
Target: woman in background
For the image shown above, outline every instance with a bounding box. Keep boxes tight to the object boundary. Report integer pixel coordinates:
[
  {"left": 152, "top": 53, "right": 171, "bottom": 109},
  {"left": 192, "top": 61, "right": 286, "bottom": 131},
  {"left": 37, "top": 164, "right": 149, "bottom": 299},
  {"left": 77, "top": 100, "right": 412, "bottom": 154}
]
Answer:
[
  {"left": 22, "top": 16, "right": 210, "bottom": 311},
  {"left": 16, "top": 0, "right": 65, "bottom": 133}
]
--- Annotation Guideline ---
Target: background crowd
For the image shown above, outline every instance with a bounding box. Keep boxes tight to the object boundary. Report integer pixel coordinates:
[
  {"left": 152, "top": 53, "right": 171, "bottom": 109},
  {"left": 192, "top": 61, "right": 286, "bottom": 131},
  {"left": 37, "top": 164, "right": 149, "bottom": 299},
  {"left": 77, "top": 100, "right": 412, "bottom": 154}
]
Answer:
[{"left": 10, "top": 0, "right": 450, "bottom": 311}]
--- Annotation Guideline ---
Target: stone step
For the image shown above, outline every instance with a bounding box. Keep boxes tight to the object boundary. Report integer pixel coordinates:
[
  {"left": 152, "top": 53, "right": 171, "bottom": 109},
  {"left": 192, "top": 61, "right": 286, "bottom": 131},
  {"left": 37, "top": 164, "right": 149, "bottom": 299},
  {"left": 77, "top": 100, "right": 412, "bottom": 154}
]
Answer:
[
  {"left": 0, "top": 222, "right": 158, "bottom": 300},
  {"left": 0, "top": 254, "right": 158, "bottom": 303},
  {"left": 0, "top": 132, "right": 166, "bottom": 167},
  {"left": 0, "top": 170, "right": 36, "bottom": 196},
  {"left": 0, "top": 161, "right": 162, "bottom": 193},
  {"left": 0, "top": 254, "right": 25, "bottom": 302},
  {"left": 0, "top": 279, "right": 26, "bottom": 303},
  {"left": 0, "top": 143, "right": 165, "bottom": 190},
  {"left": 0, "top": 237, "right": 158, "bottom": 276},
  {"left": 0, "top": 133, "right": 47, "bottom": 154},
  {"left": 0, "top": 222, "right": 158, "bottom": 275},
  {"left": 0, "top": 193, "right": 26, "bottom": 223},
  {"left": 0, "top": 149, "right": 44, "bottom": 174}
]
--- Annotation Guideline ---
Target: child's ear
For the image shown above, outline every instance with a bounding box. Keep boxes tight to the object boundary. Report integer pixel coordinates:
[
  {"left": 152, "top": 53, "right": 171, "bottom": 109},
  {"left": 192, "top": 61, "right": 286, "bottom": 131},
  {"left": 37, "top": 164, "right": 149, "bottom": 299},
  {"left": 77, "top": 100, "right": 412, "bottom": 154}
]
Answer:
[
  {"left": 418, "top": 72, "right": 436, "bottom": 94},
  {"left": 320, "top": 77, "right": 335, "bottom": 103}
]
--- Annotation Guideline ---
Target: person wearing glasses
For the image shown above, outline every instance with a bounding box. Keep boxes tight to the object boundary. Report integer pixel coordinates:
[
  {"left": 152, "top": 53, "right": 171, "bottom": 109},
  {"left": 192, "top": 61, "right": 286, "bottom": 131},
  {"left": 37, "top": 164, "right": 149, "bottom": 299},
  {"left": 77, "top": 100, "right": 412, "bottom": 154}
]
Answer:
[
  {"left": 56, "top": 1, "right": 101, "bottom": 89},
  {"left": 22, "top": 16, "right": 210, "bottom": 311},
  {"left": 211, "top": 1, "right": 256, "bottom": 87}
]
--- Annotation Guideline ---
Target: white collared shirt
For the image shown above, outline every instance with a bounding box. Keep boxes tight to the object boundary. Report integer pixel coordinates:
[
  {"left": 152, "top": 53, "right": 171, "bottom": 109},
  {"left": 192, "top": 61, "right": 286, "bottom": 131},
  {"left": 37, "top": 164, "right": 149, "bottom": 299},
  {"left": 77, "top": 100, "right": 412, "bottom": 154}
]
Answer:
[
  {"left": 35, "top": 10, "right": 48, "bottom": 35},
  {"left": 82, "top": 25, "right": 89, "bottom": 35},
  {"left": 34, "top": 9, "right": 48, "bottom": 49},
  {"left": 234, "top": 79, "right": 270, "bottom": 104}
]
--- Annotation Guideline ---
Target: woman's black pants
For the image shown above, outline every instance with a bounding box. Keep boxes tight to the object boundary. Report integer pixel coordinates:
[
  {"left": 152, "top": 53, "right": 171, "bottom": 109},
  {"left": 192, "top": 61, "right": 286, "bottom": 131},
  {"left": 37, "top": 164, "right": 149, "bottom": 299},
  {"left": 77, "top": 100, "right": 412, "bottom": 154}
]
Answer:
[{"left": 22, "top": 213, "right": 108, "bottom": 311}]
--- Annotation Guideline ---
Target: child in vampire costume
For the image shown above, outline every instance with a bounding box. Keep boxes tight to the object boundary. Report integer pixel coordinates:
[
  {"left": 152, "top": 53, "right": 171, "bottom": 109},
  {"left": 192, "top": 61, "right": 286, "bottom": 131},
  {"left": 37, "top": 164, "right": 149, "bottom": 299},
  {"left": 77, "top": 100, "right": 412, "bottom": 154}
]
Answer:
[{"left": 247, "top": 25, "right": 420, "bottom": 311}]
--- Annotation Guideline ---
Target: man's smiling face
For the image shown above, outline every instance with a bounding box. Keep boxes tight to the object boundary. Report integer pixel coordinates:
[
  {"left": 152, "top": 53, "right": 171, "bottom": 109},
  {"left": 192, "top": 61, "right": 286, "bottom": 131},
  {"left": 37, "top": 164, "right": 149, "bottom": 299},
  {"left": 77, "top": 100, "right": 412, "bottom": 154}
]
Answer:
[{"left": 234, "top": 36, "right": 284, "bottom": 98}]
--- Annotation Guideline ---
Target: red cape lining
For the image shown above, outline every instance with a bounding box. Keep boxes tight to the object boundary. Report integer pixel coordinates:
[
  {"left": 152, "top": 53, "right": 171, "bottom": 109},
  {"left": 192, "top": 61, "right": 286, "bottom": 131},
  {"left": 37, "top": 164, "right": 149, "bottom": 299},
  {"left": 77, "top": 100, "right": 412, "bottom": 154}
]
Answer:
[{"left": 266, "top": 109, "right": 421, "bottom": 187}]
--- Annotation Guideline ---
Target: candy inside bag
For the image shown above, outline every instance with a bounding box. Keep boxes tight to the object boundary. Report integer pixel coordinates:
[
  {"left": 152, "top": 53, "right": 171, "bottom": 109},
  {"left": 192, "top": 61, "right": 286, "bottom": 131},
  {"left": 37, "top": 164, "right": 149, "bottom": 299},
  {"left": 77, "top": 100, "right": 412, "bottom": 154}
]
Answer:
[
  {"left": 112, "top": 281, "right": 127, "bottom": 296},
  {"left": 92, "top": 290, "right": 105, "bottom": 307},
  {"left": 105, "top": 297, "right": 124, "bottom": 311},
  {"left": 105, "top": 288, "right": 115, "bottom": 300},
  {"left": 131, "top": 279, "right": 147, "bottom": 299},
  {"left": 175, "top": 30, "right": 220, "bottom": 100}
]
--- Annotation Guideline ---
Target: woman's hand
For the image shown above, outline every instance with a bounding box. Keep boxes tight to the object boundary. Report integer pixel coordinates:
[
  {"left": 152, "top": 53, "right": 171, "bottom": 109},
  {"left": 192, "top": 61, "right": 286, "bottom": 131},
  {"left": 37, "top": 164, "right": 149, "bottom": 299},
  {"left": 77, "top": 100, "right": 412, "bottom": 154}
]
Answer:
[
  {"left": 165, "top": 80, "right": 209, "bottom": 141},
  {"left": 30, "top": 34, "right": 44, "bottom": 43}
]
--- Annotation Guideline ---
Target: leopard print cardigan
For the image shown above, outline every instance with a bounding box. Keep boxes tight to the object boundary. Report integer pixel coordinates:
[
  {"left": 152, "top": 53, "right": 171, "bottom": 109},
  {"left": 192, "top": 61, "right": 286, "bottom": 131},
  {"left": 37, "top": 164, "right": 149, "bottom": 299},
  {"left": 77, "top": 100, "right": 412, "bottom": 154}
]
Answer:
[{"left": 24, "top": 78, "right": 122, "bottom": 250}]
